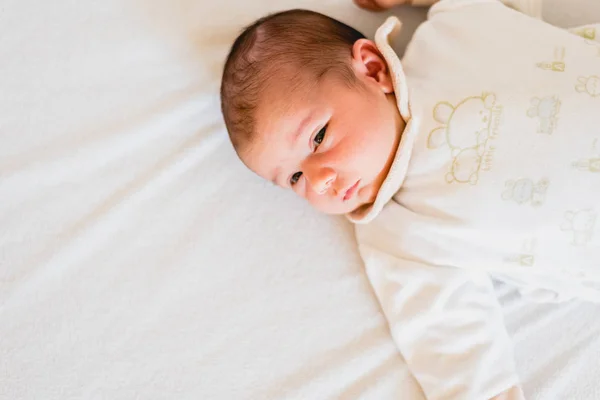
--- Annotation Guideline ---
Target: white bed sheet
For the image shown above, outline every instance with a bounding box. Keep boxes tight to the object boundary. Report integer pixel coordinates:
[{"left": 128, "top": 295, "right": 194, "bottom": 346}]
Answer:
[{"left": 1, "top": 0, "right": 599, "bottom": 399}]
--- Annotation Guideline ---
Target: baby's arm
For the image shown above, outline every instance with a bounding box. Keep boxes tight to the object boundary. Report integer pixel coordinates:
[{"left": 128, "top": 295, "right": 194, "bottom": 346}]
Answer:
[
  {"left": 354, "top": 0, "right": 438, "bottom": 12},
  {"left": 356, "top": 232, "right": 523, "bottom": 399}
]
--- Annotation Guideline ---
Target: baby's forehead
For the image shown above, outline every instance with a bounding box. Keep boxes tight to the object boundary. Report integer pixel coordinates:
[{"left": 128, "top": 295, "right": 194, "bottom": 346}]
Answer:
[
  {"left": 255, "top": 70, "right": 317, "bottom": 122},
  {"left": 254, "top": 65, "right": 359, "bottom": 140},
  {"left": 245, "top": 78, "right": 317, "bottom": 168}
]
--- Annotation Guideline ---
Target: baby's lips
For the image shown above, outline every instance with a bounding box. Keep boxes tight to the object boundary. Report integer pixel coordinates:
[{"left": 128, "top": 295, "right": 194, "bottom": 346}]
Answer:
[{"left": 343, "top": 180, "right": 361, "bottom": 201}]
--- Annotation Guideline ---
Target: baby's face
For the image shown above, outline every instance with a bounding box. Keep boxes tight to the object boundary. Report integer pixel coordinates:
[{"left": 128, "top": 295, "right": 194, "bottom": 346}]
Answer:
[{"left": 242, "top": 44, "right": 402, "bottom": 215}]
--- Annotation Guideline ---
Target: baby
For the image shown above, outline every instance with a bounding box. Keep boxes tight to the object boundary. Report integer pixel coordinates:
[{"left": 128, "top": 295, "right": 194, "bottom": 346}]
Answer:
[{"left": 220, "top": 1, "right": 600, "bottom": 399}]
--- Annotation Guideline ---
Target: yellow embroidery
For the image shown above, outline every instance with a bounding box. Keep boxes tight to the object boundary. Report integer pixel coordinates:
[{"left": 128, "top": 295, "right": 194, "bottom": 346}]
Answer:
[
  {"left": 527, "top": 96, "right": 561, "bottom": 134},
  {"left": 502, "top": 178, "right": 549, "bottom": 207},
  {"left": 573, "top": 158, "right": 600, "bottom": 172},
  {"left": 572, "top": 139, "right": 600, "bottom": 173},
  {"left": 575, "top": 76, "right": 600, "bottom": 97},
  {"left": 428, "top": 92, "right": 502, "bottom": 184},
  {"left": 445, "top": 148, "right": 482, "bottom": 185},
  {"left": 574, "top": 27, "right": 596, "bottom": 40},
  {"left": 561, "top": 209, "right": 597, "bottom": 246},
  {"left": 536, "top": 47, "right": 566, "bottom": 72},
  {"left": 505, "top": 239, "right": 536, "bottom": 267}
]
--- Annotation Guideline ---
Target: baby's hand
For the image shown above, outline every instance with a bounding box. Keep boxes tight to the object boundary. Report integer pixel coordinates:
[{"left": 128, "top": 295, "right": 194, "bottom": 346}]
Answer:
[
  {"left": 353, "top": 0, "right": 408, "bottom": 11},
  {"left": 353, "top": 0, "right": 438, "bottom": 11}
]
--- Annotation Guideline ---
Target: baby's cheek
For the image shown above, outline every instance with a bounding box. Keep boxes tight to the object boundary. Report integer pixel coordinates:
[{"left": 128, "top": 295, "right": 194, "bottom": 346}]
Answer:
[
  {"left": 358, "top": 185, "right": 375, "bottom": 205},
  {"left": 308, "top": 197, "right": 333, "bottom": 214},
  {"left": 292, "top": 179, "right": 311, "bottom": 201}
]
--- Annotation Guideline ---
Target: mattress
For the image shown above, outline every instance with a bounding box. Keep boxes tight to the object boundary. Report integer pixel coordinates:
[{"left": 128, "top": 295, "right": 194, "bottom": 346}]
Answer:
[{"left": 1, "top": 0, "right": 599, "bottom": 399}]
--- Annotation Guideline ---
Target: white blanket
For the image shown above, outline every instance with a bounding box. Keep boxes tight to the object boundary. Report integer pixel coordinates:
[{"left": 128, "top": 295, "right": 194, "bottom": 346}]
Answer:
[{"left": 1, "top": 1, "right": 600, "bottom": 399}]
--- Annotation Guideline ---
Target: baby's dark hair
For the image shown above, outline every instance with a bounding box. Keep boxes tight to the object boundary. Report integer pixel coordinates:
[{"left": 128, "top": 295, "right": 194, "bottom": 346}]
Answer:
[{"left": 220, "top": 9, "right": 366, "bottom": 156}]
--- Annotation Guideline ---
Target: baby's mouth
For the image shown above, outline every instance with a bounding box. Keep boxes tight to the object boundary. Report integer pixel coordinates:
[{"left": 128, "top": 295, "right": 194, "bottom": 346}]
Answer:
[{"left": 343, "top": 180, "right": 360, "bottom": 201}]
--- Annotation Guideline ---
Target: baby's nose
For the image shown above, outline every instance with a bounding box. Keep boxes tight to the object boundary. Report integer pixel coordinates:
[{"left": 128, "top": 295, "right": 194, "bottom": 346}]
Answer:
[{"left": 307, "top": 167, "right": 337, "bottom": 195}]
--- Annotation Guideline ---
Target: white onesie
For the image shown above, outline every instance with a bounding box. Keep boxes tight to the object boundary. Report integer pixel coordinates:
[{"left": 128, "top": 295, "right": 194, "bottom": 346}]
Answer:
[{"left": 348, "top": 1, "right": 600, "bottom": 399}]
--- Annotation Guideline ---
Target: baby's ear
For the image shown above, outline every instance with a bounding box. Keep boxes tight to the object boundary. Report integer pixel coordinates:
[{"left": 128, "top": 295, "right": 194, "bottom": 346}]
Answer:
[{"left": 351, "top": 38, "right": 394, "bottom": 93}]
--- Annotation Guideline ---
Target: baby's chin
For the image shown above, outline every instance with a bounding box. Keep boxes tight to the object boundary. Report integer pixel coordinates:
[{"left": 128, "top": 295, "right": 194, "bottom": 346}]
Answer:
[
  {"left": 325, "top": 204, "right": 360, "bottom": 216},
  {"left": 316, "top": 197, "right": 370, "bottom": 216},
  {"left": 322, "top": 187, "right": 376, "bottom": 215},
  {"left": 309, "top": 198, "right": 356, "bottom": 215}
]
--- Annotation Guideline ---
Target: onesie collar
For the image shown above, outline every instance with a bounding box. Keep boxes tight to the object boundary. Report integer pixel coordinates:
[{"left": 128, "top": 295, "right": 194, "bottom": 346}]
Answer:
[{"left": 347, "top": 17, "right": 421, "bottom": 224}]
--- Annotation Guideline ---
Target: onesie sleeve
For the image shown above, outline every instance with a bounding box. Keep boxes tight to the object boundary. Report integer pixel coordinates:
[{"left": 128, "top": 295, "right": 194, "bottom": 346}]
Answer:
[{"left": 356, "top": 229, "right": 519, "bottom": 399}]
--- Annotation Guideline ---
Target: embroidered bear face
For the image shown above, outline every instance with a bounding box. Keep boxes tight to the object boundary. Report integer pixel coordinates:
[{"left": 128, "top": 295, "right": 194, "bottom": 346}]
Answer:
[{"left": 428, "top": 93, "right": 496, "bottom": 152}]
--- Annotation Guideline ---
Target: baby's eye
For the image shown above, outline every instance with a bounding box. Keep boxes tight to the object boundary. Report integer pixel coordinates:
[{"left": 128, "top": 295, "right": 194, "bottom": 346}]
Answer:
[
  {"left": 290, "top": 171, "right": 302, "bottom": 186},
  {"left": 313, "top": 125, "right": 327, "bottom": 150}
]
